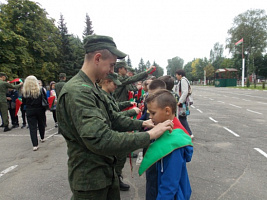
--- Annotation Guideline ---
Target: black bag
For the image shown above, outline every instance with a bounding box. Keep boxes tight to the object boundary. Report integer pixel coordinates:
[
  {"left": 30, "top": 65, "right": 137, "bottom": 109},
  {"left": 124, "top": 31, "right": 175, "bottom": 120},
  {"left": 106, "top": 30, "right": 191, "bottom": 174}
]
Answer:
[{"left": 41, "top": 88, "right": 49, "bottom": 110}]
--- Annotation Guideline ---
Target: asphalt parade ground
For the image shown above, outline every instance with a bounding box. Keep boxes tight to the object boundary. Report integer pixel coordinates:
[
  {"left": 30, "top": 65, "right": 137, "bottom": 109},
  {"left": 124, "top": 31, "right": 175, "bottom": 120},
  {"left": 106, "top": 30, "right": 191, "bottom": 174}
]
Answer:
[{"left": 0, "top": 86, "right": 266, "bottom": 200}]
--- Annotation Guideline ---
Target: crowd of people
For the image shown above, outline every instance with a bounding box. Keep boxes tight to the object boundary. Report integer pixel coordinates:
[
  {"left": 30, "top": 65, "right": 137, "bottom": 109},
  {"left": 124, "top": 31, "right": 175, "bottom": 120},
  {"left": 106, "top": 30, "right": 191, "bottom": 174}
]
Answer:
[
  {"left": 1, "top": 34, "right": 194, "bottom": 199},
  {"left": 0, "top": 72, "right": 67, "bottom": 151}
]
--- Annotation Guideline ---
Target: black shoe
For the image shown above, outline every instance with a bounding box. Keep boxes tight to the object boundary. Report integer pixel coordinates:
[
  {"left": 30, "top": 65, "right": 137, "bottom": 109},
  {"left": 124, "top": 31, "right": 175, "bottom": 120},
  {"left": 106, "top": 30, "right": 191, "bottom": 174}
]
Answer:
[
  {"left": 4, "top": 126, "right": 11, "bottom": 132},
  {"left": 127, "top": 153, "right": 138, "bottom": 158},
  {"left": 0, "top": 124, "right": 4, "bottom": 128},
  {"left": 21, "top": 124, "right": 26, "bottom": 128},
  {"left": 119, "top": 176, "right": 130, "bottom": 191},
  {"left": 12, "top": 124, "right": 19, "bottom": 128}
]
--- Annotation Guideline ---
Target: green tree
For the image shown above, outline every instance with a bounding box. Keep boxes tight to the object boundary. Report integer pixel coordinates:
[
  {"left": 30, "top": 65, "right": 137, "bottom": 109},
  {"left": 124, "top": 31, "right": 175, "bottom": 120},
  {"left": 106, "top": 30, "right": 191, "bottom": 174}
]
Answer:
[
  {"left": 83, "top": 13, "right": 94, "bottom": 38},
  {"left": 166, "top": 56, "right": 184, "bottom": 77},
  {"left": 210, "top": 42, "right": 224, "bottom": 69},
  {"left": 152, "top": 61, "right": 164, "bottom": 78},
  {"left": 69, "top": 35, "right": 84, "bottom": 78},
  {"left": 58, "top": 13, "right": 76, "bottom": 78},
  {"left": 138, "top": 58, "right": 146, "bottom": 73},
  {"left": 126, "top": 56, "right": 132, "bottom": 68},
  {"left": 226, "top": 9, "right": 267, "bottom": 78},
  {"left": 146, "top": 60, "right": 151, "bottom": 68},
  {"left": 0, "top": 0, "right": 61, "bottom": 81},
  {"left": 183, "top": 61, "right": 193, "bottom": 81},
  {"left": 204, "top": 64, "right": 215, "bottom": 82}
]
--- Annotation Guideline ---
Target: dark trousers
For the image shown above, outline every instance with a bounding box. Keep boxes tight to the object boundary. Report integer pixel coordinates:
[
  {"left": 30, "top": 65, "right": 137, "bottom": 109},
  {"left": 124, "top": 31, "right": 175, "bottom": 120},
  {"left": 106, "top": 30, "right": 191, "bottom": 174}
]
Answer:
[
  {"left": 51, "top": 110, "right": 57, "bottom": 123},
  {"left": 179, "top": 115, "right": 192, "bottom": 135},
  {"left": 145, "top": 163, "right": 158, "bottom": 200},
  {"left": 71, "top": 174, "right": 120, "bottom": 200},
  {"left": 0, "top": 102, "right": 9, "bottom": 126},
  {"left": 26, "top": 107, "right": 46, "bottom": 147},
  {"left": 9, "top": 108, "right": 18, "bottom": 125},
  {"left": 20, "top": 105, "right": 26, "bottom": 125},
  {"left": 115, "top": 153, "right": 127, "bottom": 176}
]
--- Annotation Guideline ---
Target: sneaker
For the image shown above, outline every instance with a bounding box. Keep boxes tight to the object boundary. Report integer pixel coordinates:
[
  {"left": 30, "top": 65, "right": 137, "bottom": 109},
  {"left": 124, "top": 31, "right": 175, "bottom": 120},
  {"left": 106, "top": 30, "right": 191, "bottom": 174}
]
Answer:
[
  {"left": 4, "top": 126, "right": 11, "bottom": 132},
  {"left": 21, "top": 124, "right": 26, "bottom": 129},
  {"left": 40, "top": 138, "right": 45, "bottom": 143},
  {"left": 33, "top": 146, "right": 39, "bottom": 151},
  {"left": 55, "top": 123, "right": 58, "bottom": 128},
  {"left": 190, "top": 134, "right": 194, "bottom": 139}
]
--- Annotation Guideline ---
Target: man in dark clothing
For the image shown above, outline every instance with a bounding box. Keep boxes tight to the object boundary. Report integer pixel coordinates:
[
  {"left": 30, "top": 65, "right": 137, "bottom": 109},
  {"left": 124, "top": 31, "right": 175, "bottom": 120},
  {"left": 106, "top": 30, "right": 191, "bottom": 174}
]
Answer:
[{"left": 0, "top": 72, "right": 22, "bottom": 132}]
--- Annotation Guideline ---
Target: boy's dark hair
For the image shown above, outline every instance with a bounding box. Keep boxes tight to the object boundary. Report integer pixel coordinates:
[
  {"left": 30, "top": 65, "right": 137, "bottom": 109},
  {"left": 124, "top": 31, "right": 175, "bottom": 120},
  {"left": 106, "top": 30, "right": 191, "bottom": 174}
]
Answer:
[
  {"left": 146, "top": 89, "right": 177, "bottom": 114},
  {"left": 148, "top": 79, "right": 166, "bottom": 91},
  {"left": 158, "top": 75, "right": 174, "bottom": 91},
  {"left": 175, "top": 69, "right": 186, "bottom": 77}
]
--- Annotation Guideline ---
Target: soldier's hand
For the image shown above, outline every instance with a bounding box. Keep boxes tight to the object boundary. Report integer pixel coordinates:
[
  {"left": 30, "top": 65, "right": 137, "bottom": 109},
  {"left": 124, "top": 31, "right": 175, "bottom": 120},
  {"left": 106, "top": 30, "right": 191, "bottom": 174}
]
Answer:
[
  {"left": 130, "top": 102, "right": 137, "bottom": 106},
  {"left": 132, "top": 107, "right": 140, "bottom": 114},
  {"left": 147, "top": 120, "right": 173, "bottom": 140},
  {"left": 147, "top": 66, "right": 156, "bottom": 72},
  {"left": 142, "top": 119, "right": 154, "bottom": 129},
  {"left": 19, "top": 82, "right": 23, "bottom": 85}
]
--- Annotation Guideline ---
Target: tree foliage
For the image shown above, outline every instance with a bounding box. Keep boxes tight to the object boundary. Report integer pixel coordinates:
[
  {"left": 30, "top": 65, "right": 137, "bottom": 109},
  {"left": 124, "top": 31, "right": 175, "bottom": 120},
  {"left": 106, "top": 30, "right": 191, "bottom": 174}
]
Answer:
[
  {"left": 0, "top": 0, "right": 61, "bottom": 81},
  {"left": 166, "top": 56, "right": 184, "bottom": 77},
  {"left": 226, "top": 9, "right": 267, "bottom": 75},
  {"left": 83, "top": 13, "right": 94, "bottom": 38},
  {"left": 204, "top": 64, "right": 215, "bottom": 80},
  {"left": 152, "top": 61, "right": 164, "bottom": 78}
]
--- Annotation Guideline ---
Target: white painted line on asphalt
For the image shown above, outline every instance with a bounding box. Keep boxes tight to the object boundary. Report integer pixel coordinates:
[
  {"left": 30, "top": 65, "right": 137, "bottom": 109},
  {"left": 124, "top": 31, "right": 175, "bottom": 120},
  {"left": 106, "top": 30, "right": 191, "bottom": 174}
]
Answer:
[
  {"left": 46, "top": 132, "right": 59, "bottom": 140},
  {"left": 136, "top": 152, "right": 143, "bottom": 165},
  {"left": 254, "top": 148, "right": 267, "bottom": 158},
  {"left": 242, "top": 99, "right": 251, "bottom": 101},
  {"left": 191, "top": 105, "right": 195, "bottom": 108},
  {"left": 197, "top": 109, "right": 203, "bottom": 113},
  {"left": 257, "top": 102, "right": 267, "bottom": 105},
  {"left": 209, "top": 98, "right": 214, "bottom": 100},
  {"left": 223, "top": 127, "right": 240, "bottom": 137},
  {"left": 217, "top": 101, "right": 225, "bottom": 104},
  {"left": 0, "top": 165, "right": 18, "bottom": 178},
  {"left": 0, "top": 134, "right": 29, "bottom": 137},
  {"left": 247, "top": 109, "right": 263, "bottom": 115},
  {"left": 229, "top": 104, "right": 242, "bottom": 108},
  {"left": 209, "top": 117, "right": 218, "bottom": 123}
]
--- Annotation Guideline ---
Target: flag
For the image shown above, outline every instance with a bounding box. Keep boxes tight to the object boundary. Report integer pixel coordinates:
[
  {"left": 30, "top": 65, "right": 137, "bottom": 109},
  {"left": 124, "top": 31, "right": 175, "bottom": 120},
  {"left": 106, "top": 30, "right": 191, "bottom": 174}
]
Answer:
[
  {"left": 138, "top": 117, "right": 193, "bottom": 176},
  {"left": 15, "top": 98, "right": 22, "bottom": 116},
  {"left": 235, "top": 38, "right": 243, "bottom": 46},
  {"left": 48, "top": 96, "right": 55, "bottom": 109}
]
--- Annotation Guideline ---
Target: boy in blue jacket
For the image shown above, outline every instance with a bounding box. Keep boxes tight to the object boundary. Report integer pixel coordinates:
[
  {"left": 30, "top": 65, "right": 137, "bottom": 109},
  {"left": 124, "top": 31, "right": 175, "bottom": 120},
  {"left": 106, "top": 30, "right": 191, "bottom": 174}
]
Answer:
[{"left": 139, "top": 89, "right": 193, "bottom": 200}]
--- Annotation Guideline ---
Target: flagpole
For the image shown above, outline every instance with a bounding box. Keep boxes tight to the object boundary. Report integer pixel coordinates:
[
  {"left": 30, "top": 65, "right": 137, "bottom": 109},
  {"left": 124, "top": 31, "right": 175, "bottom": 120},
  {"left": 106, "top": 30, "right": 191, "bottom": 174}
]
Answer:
[{"left": 241, "top": 39, "right": 245, "bottom": 87}]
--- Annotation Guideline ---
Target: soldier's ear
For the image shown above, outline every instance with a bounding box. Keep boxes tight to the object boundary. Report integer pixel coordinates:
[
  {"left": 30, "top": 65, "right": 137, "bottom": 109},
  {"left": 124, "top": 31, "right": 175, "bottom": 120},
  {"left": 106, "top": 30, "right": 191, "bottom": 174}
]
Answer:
[{"left": 94, "top": 53, "right": 102, "bottom": 64}]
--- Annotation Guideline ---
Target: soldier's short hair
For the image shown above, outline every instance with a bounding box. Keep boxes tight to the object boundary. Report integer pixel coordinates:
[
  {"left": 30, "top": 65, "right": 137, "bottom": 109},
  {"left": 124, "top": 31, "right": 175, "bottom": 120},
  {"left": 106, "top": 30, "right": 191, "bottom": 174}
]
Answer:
[
  {"left": 158, "top": 75, "right": 174, "bottom": 91},
  {"left": 146, "top": 89, "right": 177, "bottom": 113}
]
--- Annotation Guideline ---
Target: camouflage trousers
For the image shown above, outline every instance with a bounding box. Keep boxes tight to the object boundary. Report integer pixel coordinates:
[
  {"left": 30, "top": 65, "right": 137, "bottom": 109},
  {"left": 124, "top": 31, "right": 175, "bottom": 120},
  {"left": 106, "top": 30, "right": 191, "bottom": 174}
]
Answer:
[
  {"left": 0, "top": 102, "right": 9, "bottom": 126},
  {"left": 71, "top": 175, "right": 120, "bottom": 200}
]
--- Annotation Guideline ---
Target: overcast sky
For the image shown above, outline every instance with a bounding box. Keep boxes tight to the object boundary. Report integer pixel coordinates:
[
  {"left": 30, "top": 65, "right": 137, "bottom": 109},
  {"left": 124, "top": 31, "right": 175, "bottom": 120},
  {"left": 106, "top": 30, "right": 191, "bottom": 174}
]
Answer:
[{"left": 2, "top": 0, "right": 267, "bottom": 71}]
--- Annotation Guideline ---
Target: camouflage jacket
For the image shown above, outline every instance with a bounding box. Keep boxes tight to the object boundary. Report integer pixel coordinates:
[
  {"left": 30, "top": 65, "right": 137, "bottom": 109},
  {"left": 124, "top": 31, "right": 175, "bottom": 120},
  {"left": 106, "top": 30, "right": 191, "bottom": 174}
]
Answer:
[
  {"left": 0, "top": 80, "right": 22, "bottom": 103},
  {"left": 101, "top": 89, "right": 136, "bottom": 117},
  {"left": 56, "top": 70, "right": 150, "bottom": 192},
  {"left": 55, "top": 81, "right": 65, "bottom": 97},
  {"left": 114, "top": 71, "right": 148, "bottom": 102}
]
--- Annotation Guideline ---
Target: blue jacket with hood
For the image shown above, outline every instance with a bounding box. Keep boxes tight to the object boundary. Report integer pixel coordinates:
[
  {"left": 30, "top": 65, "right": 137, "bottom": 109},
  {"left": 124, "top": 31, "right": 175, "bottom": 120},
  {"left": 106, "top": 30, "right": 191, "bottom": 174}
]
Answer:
[{"left": 156, "top": 145, "right": 193, "bottom": 200}]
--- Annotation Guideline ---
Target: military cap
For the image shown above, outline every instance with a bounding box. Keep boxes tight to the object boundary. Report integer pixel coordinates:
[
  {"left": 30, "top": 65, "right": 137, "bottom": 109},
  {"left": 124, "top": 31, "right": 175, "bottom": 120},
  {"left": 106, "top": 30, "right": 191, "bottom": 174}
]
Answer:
[
  {"left": 127, "top": 67, "right": 135, "bottom": 73},
  {"left": 0, "top": 72, "right": 8, "bottom": 78},
  {"left": 83, "top": 35, "right": 127, "bottom": 59},
  {"left": 59, "top": 73, "right": 66, "bottom": 78},
  {"left": 115, "top": 61, "right": 131, "bottom": 70},
  {"left": 106, "top": 73, "right": 121, "bottom": 86}
]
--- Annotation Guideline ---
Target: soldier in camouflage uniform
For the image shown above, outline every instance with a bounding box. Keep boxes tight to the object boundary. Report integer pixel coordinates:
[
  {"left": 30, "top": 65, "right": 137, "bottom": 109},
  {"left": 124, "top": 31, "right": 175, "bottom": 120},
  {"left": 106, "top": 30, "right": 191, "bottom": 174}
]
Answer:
[
  {"left": 114, "top": 61, "right": 155, "bottom": 102},
  {"left": 99, "top": 72, "right": 141, "bottom": 191},
  {"left": 55, "top": 73, "right": 67, "bottom": 97},
  {"left": 56, "top": 35, "right": 173, "bottom": 200},
  {"left": 0, "top": 72, "right": 23, "bottom": 132}
]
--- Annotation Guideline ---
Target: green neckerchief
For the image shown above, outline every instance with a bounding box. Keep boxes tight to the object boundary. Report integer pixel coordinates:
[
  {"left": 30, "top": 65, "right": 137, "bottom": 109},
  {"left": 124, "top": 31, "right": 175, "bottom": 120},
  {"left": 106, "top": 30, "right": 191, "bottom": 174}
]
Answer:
[{"left": 138, "top": 128, "right": 193, "bottom": 176}]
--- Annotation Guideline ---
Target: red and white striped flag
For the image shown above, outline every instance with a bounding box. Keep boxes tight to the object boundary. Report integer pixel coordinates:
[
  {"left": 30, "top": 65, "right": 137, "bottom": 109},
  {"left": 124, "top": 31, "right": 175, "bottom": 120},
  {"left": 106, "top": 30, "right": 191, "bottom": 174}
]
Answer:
[{"left": 235, "top": 38, "right": 243, "bottom": 46}]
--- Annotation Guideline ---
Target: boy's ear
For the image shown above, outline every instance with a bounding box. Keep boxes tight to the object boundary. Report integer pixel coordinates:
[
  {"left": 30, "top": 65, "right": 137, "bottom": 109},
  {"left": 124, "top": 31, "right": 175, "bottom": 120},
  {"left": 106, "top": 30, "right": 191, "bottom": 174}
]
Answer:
[{"left": 165, "top": 106, "right": 172, "bottom": 115}]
